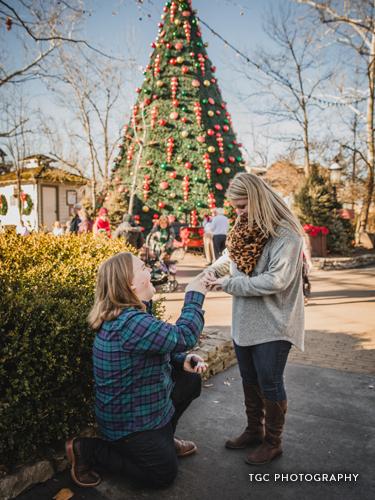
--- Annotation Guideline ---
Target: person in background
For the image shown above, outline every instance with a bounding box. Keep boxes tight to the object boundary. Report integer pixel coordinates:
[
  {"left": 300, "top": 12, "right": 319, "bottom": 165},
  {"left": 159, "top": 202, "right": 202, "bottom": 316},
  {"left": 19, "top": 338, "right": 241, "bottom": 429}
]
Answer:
[
  {"left": 167, "top": 214, "right": 181, "bottom": 241},
  {"left": 52, "top": 221, "right": 65, "bottom": 236},
  {"left": 78, "top": 208, "right": 94, "bottom": 235},
  {"left": 65, "top": 252, "right": 208, "bottom": 488},
  {"left": 205, "top": 208, "right": 229, "bottom": 261},
  {"left": 302, "top": 233, "right": 313, "bottom": 305},
  {"left": 65, "top": 221, "right": 71, "bottom": 234},
  {"left": 69, "top": 204, "right": 82, "bottom": 234},
  {"left": 93, "top": 207, "right": 111, "bottom": 238},
  {"left": 113, "top": 214, "right": 144, "bottom": 249},
  {"left": 16, "top": 220, "right": 30, "bottom": 236},
  {"left": 202, "top": 213, "right": 215, "bottom": 266},
  {"left": 147, "top": 215, "right": 175, "bottom": 259}
]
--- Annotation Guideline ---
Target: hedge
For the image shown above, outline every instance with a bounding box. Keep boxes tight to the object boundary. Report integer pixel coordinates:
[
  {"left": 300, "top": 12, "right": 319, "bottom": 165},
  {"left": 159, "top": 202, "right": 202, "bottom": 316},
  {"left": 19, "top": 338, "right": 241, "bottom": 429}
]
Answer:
[{"left": 0, "top": 233, "right": 164, "bottom": 467}]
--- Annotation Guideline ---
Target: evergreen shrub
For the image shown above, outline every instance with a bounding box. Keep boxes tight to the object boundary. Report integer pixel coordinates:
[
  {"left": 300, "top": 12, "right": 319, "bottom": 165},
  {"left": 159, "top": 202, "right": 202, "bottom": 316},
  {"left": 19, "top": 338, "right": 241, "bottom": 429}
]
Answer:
[{"left": 0, "top": 233, "right": 164, "bottom": 467}]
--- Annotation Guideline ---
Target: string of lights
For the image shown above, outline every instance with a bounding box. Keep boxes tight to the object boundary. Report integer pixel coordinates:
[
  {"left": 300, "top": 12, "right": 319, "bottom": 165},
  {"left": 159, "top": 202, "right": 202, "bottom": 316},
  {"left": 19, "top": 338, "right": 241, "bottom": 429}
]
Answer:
[{"left": 196, "top": 16, "right": 368, "bottom": 109}]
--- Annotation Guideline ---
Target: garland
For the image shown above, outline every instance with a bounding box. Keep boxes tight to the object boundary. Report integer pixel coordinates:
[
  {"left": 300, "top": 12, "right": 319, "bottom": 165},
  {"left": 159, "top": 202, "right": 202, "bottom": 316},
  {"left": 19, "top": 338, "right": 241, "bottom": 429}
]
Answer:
[
  {"left": 0, "top": 194, "right": 8, "bottom": 216},
  {"left": 21, "top": 193, "right": 33, "bottom": 216}
]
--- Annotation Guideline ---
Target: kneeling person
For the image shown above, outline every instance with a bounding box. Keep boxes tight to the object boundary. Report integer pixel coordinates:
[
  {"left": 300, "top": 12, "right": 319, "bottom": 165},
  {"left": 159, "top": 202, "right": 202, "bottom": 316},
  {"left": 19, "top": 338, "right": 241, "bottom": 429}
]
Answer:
[{"left": 66, "top": 252, "right": 207, "bottom": 488}]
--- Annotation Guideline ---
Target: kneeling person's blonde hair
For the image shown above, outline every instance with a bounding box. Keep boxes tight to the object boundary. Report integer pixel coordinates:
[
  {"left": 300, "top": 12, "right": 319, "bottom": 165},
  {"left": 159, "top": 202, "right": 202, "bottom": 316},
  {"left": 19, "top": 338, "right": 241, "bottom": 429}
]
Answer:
[{"left": 88, "top": 252, "right": 146, "bottom": 330}]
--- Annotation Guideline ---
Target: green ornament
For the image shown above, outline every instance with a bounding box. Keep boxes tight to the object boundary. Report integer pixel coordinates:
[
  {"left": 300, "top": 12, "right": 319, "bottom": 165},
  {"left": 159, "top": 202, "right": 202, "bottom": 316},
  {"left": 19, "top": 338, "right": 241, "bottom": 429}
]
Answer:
[
  {"left": 193, "top": 176, "right": 199, "bottom": 182},
  {"left": 165, "top": 51, "right": 172, "bottom": 58},
  {"left": 181, "top": 105, "right": 187, "bottom": 112},
  {"left": 224, "top": 119, "right": 229, "bottom": 124},
  {"left": 194, "top": 62, "right": 200, "bottom": 68},
  {"left": 181, "top": 90, "right": 187, "bottom": 96},
  {"left": 173, "top": 31, "right": 178, "bottom": 36},
  {"left": 178, "top": 205, "right": 185, "bottom": 212},
  {"left": 192, "top": 18, "right": 197, "bottom": 25},
  {"left": 166, "top": 2, "right": 171, "bottom": 7},
  {"left": 187, "top": 144, "right": 194, "bottom": 150},
  {"left": 227, "top": 144, "right": 234, "bottom": 149},
  {"left": 160, "top": 162, "right": 168, "bottom": 170},
  {"left": 196, "top": 201, "right": 203, "bottom": 208},
  {"left": 236, "top": 156, "right": 242, "bottom": 162},
  {"left": 143, "top": 88, "right": 151, "bottom": 94},
  {"left": 202, "top": 98, "right": 208, "bottom": 104},
  {"left": 196, "top": 41, "right": 202, "bottom": 47}
]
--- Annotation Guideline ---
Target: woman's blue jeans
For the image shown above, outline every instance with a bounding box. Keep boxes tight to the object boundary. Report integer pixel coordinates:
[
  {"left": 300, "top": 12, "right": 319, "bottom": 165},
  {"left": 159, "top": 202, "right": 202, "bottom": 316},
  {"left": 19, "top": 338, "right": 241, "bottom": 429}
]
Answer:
[{"left": 234, "top": 340, "right": 291, "bottom": 401}]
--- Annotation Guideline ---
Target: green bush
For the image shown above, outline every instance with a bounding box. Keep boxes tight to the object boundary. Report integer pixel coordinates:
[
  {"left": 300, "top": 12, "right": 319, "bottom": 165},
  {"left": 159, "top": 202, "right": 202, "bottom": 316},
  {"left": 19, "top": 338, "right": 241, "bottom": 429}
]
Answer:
[
  {"left": 294, "top": 169, "right": 354, "bottom": 254},
  {"left": 0, "top": 233, "right": 164, "bottom": 467}
]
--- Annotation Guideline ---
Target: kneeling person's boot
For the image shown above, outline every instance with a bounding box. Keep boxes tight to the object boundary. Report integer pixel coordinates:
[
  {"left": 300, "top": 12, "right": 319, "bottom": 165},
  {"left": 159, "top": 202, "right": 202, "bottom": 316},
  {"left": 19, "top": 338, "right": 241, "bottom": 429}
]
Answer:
[
  {"left": 66, "top": 438, "right": 102, "bottom": 487},
  {"left": 225, "top": 383, "right": 265, "bottom": 449},
  {"left": 245, "top": 399, "right": 287, "bottom": 465}
]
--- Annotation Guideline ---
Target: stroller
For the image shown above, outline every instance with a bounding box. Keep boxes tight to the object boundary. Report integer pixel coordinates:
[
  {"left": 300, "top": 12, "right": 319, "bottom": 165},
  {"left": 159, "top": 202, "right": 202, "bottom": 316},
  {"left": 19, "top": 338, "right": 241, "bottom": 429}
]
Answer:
[{"left": 141, "top": 237, "right": 179, "bottom": 293}]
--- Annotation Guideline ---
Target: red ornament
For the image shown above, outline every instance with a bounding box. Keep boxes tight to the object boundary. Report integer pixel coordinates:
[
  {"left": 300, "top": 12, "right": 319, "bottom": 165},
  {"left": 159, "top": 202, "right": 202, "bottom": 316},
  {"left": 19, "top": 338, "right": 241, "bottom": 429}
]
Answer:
[
  {"left": 211, "top": 66, "right": 216, "bottom": 72},
  {"left": 181, "top": 65, "right": 189, "bottom": 74},
  {"left": 228, "top": 156, "right": 235, "bottom": 163},
  {"left": 218, "top": 157, "right": 225, "bottom": 164},
  {"left": 214, "top": 124, "right": 221, "bottom": 131},
  {"left": 175, "top": 42, "right": 184, "bottom": 51},
  {"left": 158, "top": 119, "right": 167, "bottom": 126},
  {"left": 160, "top": 181, "right": 169, "bottom": 190},
  {"left": 169, "top": 171, "right": 177, "bottom": 179},
  {"left": 215, "top": 183, "right": 223, "bottom": 191},
  {"left": 169, "top": 58, "right": 177, "bottom": 66},
  {"left": 207, "top": 129, "right": 215, "bottom": 136},
  {"left": 180, "top": 117, "right": 188, "bottom": 123},
  {"left": 197, "top": 135, "right": 206, "bottom": 143},
  {"left": 153, "top": 213, "right": 159, "bottom": 219},
  {"left": 184, "top": 161, "right": 192, "bottom": 169},
  {"left": 223, "top": 125, "right": 229, "bottom": 132},
  {"left": 216, "top": 167, "right": 223, "bottom": 174},
  {"left": 208, "top": 98, "right": 215, "bottom": 105}
]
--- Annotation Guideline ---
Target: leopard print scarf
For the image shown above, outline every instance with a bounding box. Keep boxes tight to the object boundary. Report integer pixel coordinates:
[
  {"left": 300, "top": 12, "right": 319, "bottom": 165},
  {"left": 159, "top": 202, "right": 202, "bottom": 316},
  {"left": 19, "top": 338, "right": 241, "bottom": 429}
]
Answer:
[{"left": 226, "top": 215, "right": 269, "bottom": 276}]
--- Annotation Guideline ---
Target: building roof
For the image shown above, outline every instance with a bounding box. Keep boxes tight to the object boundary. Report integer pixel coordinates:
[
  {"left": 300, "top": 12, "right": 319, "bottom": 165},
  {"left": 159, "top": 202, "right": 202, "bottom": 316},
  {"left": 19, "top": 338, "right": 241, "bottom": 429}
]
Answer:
[{"left": 0, "top": 166, "right": 88, "bottom": 186}]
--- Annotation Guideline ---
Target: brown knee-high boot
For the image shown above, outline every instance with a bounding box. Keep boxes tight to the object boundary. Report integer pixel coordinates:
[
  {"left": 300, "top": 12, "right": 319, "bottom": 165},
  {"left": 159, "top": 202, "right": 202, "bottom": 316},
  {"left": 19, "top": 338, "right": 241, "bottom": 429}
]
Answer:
[
  {"left": 245, "top": 399, "right": 287, "bottom": 465},
  {"left": 225, "top": 383, "right": 265, "bottom": 449}
]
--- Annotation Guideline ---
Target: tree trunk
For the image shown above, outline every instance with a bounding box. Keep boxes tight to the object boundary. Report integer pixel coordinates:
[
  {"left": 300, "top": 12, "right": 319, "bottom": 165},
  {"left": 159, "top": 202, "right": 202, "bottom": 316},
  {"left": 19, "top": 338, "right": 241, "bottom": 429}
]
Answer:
[{"left": 359, "top": 32, "right": 375, "bottom": 234}]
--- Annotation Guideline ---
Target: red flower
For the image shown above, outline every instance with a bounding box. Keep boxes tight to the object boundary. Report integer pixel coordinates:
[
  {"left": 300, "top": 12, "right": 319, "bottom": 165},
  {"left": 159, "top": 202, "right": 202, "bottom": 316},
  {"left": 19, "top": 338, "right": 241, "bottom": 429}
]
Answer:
[{"left": 304, "top": 224, "right": 329, "bottom": 236}]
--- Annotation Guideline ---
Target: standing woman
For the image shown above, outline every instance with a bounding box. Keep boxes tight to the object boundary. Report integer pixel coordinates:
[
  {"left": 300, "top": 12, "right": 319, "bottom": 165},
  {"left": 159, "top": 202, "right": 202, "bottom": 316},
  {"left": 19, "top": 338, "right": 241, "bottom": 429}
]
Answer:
[{"left": 203, "top": 172, "right": 304, "bottom": 465}]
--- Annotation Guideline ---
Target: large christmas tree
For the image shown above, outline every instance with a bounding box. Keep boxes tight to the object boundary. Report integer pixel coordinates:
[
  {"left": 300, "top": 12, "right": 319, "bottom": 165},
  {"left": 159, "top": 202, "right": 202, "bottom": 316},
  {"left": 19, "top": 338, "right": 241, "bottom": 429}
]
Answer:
[{"left": 109, "top": 0, "right": 245, "bottom": 228}]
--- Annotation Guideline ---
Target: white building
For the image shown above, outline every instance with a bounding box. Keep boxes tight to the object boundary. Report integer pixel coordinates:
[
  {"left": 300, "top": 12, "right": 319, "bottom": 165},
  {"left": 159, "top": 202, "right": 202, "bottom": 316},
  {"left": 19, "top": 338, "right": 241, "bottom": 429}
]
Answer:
[{"left": 0, "top": 155, "right": 88, "bottom": 231}]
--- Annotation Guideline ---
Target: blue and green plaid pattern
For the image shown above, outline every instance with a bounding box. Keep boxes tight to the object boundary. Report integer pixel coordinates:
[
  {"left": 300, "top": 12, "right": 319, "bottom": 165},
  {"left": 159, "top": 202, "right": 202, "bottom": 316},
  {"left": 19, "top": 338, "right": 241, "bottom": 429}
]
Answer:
[{"left": 93, "top": 291, "right": 205, "bottom": 440}]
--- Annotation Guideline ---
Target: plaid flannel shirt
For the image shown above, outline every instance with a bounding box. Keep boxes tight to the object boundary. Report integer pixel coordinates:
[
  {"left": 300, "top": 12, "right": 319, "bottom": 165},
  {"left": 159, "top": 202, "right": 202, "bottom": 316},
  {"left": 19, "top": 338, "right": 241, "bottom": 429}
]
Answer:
[{"left": 93, "top": 291, "right": 205, "bottom": 440}]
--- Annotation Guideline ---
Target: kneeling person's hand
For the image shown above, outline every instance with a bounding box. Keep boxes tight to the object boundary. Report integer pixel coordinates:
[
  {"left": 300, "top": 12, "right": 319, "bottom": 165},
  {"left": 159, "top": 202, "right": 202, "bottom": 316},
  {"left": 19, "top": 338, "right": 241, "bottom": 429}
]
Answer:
[{"left": 184, "top": 354, "right": 208, "bottom": 374}]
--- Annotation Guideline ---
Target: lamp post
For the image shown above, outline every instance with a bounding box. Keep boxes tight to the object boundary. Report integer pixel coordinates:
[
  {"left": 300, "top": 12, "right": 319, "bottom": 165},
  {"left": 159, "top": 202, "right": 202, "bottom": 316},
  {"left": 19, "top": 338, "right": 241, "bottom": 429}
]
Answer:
[{"left": 329, "top": 161, "right": 343, "bottom": 208}]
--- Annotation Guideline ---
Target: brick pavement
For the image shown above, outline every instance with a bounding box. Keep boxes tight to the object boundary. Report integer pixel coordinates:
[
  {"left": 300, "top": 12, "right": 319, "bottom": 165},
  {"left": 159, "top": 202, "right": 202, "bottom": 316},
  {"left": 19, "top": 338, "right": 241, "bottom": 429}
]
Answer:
[{"left": 162, "top": 253, "right": 375, "bottom": 375}]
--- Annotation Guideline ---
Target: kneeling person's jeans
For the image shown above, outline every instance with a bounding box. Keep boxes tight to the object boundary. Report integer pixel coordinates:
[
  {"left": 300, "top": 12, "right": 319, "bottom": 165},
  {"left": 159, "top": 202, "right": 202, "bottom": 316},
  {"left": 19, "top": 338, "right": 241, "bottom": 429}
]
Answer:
[
  {"left": 79, "top": 368, "right": 201, "bottom": 488},
  {"left": 234, "top": 340, "right": 291, "bottom": 401}
]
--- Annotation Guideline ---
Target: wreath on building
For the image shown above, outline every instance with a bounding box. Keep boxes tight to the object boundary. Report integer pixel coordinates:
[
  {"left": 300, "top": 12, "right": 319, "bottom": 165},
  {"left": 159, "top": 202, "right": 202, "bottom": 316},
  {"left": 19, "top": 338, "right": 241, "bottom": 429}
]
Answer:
[
  {"left": 0, "top": 194, "right": 8, "bottom": 215},
  {"left": 20, "top": 192, "right": 33, "bottom": 215}
]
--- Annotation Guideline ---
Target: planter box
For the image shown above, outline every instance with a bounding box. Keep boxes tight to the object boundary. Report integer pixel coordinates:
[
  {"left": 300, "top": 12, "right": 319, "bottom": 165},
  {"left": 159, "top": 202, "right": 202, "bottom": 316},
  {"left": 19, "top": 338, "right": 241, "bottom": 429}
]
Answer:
[
  {"left": 309, "top": 233, "right": 327, "bottom": 257},
  {"left": 180, "top": 226, "right": 204, "bottom": 248}
]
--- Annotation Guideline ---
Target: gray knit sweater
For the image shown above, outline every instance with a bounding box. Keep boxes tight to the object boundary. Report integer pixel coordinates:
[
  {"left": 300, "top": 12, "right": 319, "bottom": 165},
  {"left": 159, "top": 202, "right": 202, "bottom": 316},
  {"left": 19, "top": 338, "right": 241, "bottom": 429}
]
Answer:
[{"left": 208, "top": 225, "right": 305, "bottom": 351}]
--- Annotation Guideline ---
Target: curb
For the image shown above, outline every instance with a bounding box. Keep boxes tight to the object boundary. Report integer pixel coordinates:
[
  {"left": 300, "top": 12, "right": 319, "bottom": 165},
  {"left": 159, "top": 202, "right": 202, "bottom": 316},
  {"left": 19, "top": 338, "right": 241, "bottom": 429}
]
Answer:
[
  {"left": 313, "top": 253, "right": 375, "bottom": 270},
  {"left": 0, "top": 330, "right": 236, "bottom": 499}
]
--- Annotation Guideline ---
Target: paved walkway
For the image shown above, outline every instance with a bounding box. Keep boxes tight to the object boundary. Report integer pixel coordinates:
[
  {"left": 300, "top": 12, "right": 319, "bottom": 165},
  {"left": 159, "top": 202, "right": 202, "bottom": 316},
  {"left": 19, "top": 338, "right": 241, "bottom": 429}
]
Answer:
[{"left": 19, "top": 364, "right": 375, "bottom": 500}]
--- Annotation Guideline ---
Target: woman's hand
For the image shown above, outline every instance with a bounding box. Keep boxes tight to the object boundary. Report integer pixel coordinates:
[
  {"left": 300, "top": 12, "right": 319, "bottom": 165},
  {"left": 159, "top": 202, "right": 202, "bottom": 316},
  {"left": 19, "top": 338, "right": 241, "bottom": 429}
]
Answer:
[
  {"left": 202, "top": 273, "right": 226, "bottom": 291},
  {"left": 183, "top": 354, "right": 208, "bottom": 374}
]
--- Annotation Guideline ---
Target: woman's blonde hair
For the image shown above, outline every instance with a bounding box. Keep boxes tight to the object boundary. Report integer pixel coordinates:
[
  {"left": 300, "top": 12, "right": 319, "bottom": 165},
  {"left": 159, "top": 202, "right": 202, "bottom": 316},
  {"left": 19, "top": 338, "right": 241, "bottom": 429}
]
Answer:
[
  {"left": 88, "top": 252, "right": 146, "bottom": 330},
  {"left": 226, "top": 172, "right": 304, "bottom": 237}
]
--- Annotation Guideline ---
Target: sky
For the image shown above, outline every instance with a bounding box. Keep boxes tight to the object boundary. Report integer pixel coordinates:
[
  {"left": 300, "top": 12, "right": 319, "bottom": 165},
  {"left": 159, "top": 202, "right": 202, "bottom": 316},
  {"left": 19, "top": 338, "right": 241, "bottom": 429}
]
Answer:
[{"left": 1, "top": 0, "right": 359, "bottom": 170}]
